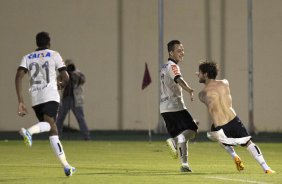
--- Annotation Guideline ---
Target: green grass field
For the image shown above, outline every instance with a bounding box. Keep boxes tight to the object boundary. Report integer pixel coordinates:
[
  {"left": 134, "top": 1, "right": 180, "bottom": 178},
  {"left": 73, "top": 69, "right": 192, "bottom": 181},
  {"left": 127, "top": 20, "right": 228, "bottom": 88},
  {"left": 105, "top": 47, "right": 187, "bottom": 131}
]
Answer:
[{"left": 0, "top": 140, "right": 281, "bottom": 184}]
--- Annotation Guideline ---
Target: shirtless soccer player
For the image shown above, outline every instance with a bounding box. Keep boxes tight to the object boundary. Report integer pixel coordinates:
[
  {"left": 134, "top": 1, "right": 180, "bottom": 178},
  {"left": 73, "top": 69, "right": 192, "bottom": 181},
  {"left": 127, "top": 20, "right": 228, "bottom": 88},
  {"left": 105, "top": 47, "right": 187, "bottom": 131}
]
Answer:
[{"left": 197, "top": 61, "right": 275, "bottom": 174}]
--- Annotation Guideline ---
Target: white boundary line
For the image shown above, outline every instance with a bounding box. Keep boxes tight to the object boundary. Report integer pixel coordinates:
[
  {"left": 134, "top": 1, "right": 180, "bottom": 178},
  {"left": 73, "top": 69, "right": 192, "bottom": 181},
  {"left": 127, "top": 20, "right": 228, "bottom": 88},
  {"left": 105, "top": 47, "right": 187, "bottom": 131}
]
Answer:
[{"left": 206, "top": 176, "right": 272, "bottom": 184}]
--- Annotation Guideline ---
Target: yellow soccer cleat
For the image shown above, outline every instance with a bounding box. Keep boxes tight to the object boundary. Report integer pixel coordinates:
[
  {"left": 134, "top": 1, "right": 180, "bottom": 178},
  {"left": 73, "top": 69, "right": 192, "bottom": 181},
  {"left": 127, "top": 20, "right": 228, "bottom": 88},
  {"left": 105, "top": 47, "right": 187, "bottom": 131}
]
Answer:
[
  {"left": 265, "top": 169, "right": 276, "bottom": 174},
  {"left": 234, "top": 156, "right": 244, "bottom": 171},
  {"left": 19, "top": 128, "right": 32, "bottom": 147}
]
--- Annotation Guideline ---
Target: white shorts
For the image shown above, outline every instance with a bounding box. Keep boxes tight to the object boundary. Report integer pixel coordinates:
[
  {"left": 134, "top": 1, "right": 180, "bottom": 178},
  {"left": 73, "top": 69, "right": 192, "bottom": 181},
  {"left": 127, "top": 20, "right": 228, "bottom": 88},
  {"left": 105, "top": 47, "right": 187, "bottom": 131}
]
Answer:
[{"left": 207, "top": 129, "right": 251, "bottom": 146}]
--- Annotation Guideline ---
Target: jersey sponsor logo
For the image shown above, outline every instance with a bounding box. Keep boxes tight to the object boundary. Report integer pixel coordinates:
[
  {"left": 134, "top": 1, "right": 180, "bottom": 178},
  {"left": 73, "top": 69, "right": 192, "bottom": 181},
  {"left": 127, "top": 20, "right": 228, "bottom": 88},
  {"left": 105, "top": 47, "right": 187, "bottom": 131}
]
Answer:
[
  {"left": 28, "top": 52, "right": 51, "bottom": 59},
  {"left": 171, "top": 65, "right": 180, "bottom": 75}
]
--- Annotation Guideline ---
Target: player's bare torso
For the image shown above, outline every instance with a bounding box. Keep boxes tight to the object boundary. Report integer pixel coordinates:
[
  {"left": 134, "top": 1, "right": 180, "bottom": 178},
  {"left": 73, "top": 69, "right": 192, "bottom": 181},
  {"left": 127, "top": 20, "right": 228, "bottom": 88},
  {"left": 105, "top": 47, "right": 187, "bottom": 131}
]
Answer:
[{"left": 199, "top": 79, "right": 236, "bottom": 127}]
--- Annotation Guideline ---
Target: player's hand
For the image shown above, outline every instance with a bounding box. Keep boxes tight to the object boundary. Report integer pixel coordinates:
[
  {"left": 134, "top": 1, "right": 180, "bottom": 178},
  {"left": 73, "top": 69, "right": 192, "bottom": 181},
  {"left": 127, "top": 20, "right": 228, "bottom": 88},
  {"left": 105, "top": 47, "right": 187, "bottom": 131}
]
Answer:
[
  {"left": 189, "top": 88, "right": 194, "bottom": 102},
  {"left": 57, "top": 81, "right": 64, "bottom": 90},
  {"left": 18, "top": 102, "right": 27, "bottom": 117}
]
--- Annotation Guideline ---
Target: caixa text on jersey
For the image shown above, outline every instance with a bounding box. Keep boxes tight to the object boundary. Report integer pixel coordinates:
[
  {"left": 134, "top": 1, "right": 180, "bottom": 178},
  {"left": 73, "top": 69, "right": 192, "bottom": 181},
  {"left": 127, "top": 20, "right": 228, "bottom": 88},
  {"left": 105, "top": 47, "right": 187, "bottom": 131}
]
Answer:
[{"left": 28, "top": 52, "right": 51, "bottom": 59}]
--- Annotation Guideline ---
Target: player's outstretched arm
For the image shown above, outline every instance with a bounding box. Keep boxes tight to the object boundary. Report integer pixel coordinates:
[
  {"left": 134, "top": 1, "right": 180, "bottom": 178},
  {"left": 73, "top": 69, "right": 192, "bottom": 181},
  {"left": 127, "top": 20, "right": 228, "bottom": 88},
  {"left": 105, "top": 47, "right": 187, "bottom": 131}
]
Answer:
[{"left": 176, "top": 77, "right": 194, "bottom": 101}]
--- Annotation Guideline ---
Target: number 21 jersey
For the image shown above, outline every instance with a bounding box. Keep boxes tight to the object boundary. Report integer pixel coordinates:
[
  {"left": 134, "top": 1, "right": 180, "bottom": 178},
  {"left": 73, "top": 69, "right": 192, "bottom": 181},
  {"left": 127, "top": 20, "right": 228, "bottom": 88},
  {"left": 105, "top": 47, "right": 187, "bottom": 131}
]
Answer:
[{"left": 19, "top": 49, "right": 66, "bottom": 106}]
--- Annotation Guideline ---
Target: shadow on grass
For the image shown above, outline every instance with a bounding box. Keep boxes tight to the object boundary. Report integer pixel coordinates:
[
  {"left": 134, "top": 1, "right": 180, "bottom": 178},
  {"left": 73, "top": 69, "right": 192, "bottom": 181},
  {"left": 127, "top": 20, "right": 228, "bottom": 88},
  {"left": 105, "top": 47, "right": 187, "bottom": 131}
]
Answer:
[{"left": 77, "top": 167, "right": 236, "bottom": 176}]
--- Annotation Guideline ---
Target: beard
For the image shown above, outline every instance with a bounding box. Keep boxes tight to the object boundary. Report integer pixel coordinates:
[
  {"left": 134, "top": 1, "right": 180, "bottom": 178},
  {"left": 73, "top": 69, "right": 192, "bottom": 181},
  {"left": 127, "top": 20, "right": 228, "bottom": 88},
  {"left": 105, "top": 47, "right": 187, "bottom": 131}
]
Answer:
[{"left": 199, "top": 78, "right": 205, "bottom": 83}]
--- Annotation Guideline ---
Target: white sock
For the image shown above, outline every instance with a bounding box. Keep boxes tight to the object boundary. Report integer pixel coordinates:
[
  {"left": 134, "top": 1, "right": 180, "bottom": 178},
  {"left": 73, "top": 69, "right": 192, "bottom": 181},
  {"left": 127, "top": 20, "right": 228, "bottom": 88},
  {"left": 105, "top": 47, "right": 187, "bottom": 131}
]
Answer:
[
  {"left": 182, "top": 162, "right": 189, "bottom": 167},
  {"left": 220, "top": 143, "right": 237, "bottom": 159},
  {"left": 28, "top": 122, "right": 51, "bottom": 135},
  {"left": 177, "top": 134, "right": 188, "bottom": 165},
  {"left": 247, "top": 143, "right": 270, "bottom": 171},
  {"left": 49, "top": 135, "right": 70, "bottom": 168}
]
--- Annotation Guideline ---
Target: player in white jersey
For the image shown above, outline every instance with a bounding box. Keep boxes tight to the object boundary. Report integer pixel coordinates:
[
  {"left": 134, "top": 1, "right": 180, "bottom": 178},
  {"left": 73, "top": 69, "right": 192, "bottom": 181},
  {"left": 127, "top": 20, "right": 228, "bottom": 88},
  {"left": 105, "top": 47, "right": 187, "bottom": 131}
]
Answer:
[
  {"left": 160, "top": 40, "right": 198, "bottom": 172},
  {"left": 15, "top": 32, "right": 76, "bottom": 176}
]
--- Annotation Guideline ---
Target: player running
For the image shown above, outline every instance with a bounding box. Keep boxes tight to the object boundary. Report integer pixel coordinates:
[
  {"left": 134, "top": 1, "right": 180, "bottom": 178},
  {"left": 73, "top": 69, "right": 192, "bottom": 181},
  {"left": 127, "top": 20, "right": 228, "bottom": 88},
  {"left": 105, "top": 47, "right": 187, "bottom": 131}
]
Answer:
[
  {"left": 160, "top": 40, "right": 198, "bottom": 172},
  {"left": 15, "top": 32, "right": 76, "bottom": 176},
  {"left": 197, "top": 60, "right": 275, "bottom": 174}
]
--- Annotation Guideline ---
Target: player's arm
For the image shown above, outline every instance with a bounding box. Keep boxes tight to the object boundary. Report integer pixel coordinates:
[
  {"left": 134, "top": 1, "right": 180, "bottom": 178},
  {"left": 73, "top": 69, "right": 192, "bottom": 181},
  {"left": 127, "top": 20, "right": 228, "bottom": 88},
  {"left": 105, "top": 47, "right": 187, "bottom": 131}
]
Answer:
[
  {"left": 57, "top": 67, "right": 69, "bottom": 89},
  {"left": 198, "top": 90, "right": 206, "bottom": 103},
  {"left": 175, "top": 76, "right": 194, "bottom": 101},
  {"left": 15, "top": 67, "right": 28, "bottom": 116}
]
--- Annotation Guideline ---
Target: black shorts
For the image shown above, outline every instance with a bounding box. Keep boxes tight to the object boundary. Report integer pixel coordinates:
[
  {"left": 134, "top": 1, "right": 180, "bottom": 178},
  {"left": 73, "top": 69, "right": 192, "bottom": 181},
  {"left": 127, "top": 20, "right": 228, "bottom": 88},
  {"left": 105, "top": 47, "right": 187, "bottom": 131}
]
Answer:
[
  {"left": 161, "top": 110, "right": 198, "bottom": 138},
  {"left": 211, "top": 116, "right": 250, "bottom": 139},
  {"left": 32, "top": 101, "right": 59, "bottom": 122}
]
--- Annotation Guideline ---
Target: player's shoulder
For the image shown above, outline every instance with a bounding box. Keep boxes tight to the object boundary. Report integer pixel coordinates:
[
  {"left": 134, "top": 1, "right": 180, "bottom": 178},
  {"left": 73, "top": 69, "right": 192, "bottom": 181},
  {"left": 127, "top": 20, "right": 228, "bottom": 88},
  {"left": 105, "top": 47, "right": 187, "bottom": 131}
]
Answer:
[
  {"left": 167, "top": 60, "right": 179, "bottom": 69},
  {"left": 46, "top": 49, "right": 64, "bottom": 62},
  {"left": 46, "top": 49, "right": 61, "bottom": 56},
  {"left": 161, "top": 60, "right": 173, "bottom": 69},
  {"left": 222, "top": 79, "right": 229, "bottom": 85},
  {"left": 217, "top": 79, "right": 229, "bottom": 85}
]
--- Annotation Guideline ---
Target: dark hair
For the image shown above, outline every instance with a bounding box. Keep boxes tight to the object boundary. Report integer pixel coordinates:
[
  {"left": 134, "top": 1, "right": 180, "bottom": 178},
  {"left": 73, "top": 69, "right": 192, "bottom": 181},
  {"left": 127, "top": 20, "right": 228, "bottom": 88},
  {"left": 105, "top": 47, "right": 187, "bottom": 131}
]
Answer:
[
  {"left": 36, "top": 32, "right": 50, "bottom": 47},
  {"left": 199, "top": 61, "right": 218, "bottom": 79},
  {"left": 167, "top": 40, "right": 181, "bottom": 53}
]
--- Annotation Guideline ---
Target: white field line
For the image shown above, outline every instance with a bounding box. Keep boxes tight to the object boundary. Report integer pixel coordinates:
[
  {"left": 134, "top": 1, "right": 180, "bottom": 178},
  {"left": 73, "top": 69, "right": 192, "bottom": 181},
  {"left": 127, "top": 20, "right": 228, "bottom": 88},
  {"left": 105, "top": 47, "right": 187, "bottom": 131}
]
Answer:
[
  {"left": 0, "top": 163, "right": 58, "bottom": 167},
  {"left": 206, "top": 176, "right": 273, "bottom": 184}
]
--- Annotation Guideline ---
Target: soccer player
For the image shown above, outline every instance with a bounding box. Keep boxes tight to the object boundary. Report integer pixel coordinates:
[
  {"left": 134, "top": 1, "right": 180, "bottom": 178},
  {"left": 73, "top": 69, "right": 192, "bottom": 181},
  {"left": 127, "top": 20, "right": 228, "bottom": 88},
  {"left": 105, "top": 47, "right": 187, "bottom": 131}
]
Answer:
[
  {"left": 160, "top": 40, "right": 198, "bottom": 172},
  {"left": 15, "top": 32, "right": 76, "bottom": 176},
  {"left": 197, "top": 60, "right": 275, "bottom": 174}
]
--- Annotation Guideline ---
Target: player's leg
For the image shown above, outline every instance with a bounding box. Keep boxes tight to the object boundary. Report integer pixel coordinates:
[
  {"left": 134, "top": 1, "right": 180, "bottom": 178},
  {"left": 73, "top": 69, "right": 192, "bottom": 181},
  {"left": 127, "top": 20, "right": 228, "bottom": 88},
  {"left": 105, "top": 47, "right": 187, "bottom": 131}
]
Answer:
[
  {"left": 19, "top": 104, "right": 51, "bottom": 147},
  {"left": 176, "top": 133, "right": 192, "bottom": 172},
  {"left": 182, "top": 129, "right": 196, "bottom": 140},
  {"left": 72, "top": 105, "right": 90, "bottom": 140},
  {"left": 19, "top": 122, "right": 51, "bottom": 147},
  {"left": 246, "top": 140, "right": 275, "bottom": 174},
  {"left": 219, "top": 143, "right": 244, "bottom": 171},
  {"left": 43, "top": 102, "right": 76, "bottom": 176},
  {"left": 166, "top": 125, "right": 196, "bottom": 159},
  {"left": 161, "top": 112, "right": 179, "bottom": 159},
  {"left": 210, "top": 120, "right": 245, "bottom": 171},
  {"left": 177, "top": 111, "right": 198, "bottom": 172},
  {"left": 47, "top": 114, "right": 76, "bottom": 176},
  {"left": 166, "top": 137, "right": 178, "bottom": 159}
]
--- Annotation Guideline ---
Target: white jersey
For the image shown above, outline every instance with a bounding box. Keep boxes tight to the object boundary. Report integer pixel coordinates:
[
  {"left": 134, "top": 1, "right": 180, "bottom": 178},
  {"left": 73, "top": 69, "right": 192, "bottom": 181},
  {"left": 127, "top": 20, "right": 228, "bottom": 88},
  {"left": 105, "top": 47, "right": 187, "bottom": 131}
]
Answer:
[
  {"left": 19, "top": 49, "right": 65, "bottom": 106},
  {"left": 160, "top": 59, "right": 186, "bottom": 113}
]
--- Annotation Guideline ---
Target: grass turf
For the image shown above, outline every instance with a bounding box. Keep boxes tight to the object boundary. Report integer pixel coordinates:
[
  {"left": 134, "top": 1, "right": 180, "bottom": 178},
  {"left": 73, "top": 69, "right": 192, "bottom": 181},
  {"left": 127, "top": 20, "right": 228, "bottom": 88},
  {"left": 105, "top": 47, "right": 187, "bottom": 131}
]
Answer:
[{"left": 0, "top": 140, "right": 281, "bottom": 184}]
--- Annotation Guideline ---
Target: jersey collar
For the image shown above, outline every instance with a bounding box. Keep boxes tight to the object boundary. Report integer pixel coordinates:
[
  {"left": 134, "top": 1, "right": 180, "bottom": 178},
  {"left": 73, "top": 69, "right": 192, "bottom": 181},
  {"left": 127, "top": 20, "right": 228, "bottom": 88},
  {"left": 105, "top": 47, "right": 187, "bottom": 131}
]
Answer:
[
  {"left": 36, "top": 47, "right": 48, "bottom": 51},
  {"left": 168, "top": 58, "right": 178, "bottom": 64}
]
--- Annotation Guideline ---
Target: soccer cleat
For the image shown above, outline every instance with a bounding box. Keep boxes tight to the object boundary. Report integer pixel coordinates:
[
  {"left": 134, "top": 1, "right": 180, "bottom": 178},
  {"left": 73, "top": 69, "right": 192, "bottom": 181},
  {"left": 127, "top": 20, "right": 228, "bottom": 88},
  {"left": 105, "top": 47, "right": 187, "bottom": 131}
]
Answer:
[
  {"left": 64, "top": 166, "right": 76, "bottom": 176},
  {"left": 180, "top": 166, "right": 192, "bottom": 172},
  {"left": 166, "top": 138, "right": 178, "bottom": 159},
  {"left": 19, "top": 128, "right": 32, "bottom": 147},
  {"left": 265, "top": 169, "right": 276, "bottom": 174},
  {"left": 234, "top": 156, "right": 244, "bottom": 171}
]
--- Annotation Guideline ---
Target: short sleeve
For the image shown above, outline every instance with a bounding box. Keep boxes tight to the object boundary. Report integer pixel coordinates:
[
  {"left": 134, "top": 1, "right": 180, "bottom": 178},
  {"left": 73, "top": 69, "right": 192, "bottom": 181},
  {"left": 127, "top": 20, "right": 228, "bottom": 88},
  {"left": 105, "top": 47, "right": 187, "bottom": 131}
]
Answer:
[
  {"left": 168, "top": 64, "right": 181, "bottom": 79},
  {"left": 54, "top": 52, "right": 65, "bottom": 70},
  {"left": 19, "top": 56, "right": 28, "bottom": 69}
]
